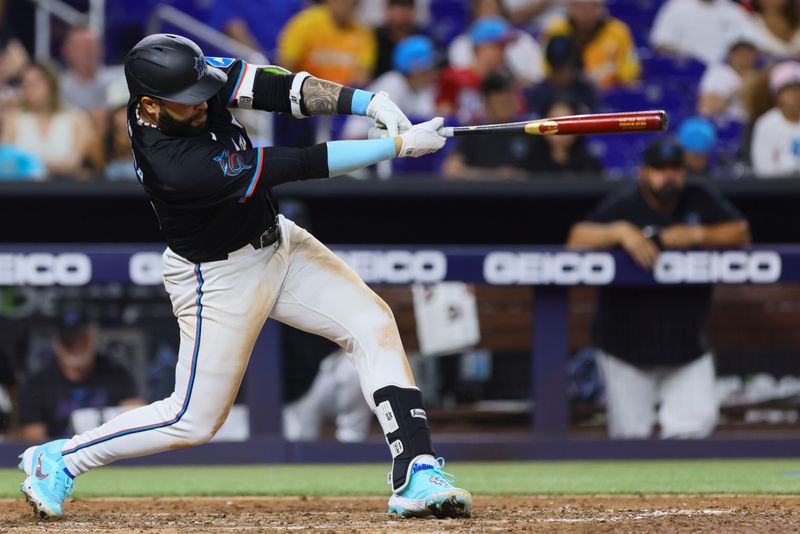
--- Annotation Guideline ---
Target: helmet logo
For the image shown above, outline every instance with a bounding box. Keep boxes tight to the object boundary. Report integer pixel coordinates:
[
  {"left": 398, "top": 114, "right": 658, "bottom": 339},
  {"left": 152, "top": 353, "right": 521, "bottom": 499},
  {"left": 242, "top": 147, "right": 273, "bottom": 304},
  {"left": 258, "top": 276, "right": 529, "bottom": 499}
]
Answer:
[
  {"left": 194, "top": 56, "right": 205, "bottom": 80},
  {"left": 214, "top": 149, "right": 252, "bottom": 177}
]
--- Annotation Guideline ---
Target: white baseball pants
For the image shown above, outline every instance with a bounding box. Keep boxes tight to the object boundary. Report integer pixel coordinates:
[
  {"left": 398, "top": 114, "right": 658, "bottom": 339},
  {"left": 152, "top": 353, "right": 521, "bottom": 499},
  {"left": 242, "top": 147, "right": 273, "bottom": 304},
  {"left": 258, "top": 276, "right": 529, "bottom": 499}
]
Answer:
[
  {"left": 60, "top": 216, "right": 416, "bottom": 475},
  {"left": 596, "top": 352, "right": 719, "bottom": 439}
]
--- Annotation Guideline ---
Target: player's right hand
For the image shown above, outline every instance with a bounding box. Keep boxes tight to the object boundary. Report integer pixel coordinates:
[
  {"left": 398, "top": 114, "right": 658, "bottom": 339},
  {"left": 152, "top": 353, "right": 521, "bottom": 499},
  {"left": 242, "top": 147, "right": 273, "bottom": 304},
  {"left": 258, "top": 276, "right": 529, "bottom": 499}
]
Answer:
[
  {"left": 620, "top": 223, "right": 660, "bottom": 270},
  {"left": 396, "top": 117, "right": 447, "bottom": 158},
  {"left": 366, "top": 91, "right": 413, "bottom": 137}
]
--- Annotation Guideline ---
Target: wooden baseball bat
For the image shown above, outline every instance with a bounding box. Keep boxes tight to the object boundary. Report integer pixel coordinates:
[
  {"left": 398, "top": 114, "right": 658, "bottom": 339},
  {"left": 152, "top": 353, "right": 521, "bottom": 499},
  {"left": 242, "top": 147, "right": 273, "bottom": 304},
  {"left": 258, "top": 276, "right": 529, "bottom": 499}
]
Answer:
[{"left": 438, "top": 110, "right": 668, "bottom": 137}]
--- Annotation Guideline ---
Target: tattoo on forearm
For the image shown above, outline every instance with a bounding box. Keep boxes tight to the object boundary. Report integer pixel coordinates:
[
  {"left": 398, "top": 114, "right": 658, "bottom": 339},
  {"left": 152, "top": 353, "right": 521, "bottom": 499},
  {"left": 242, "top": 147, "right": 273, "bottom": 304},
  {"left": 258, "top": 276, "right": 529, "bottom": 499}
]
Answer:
[{"left": 302, "top": 78, "right": 341, "bottom": 115}]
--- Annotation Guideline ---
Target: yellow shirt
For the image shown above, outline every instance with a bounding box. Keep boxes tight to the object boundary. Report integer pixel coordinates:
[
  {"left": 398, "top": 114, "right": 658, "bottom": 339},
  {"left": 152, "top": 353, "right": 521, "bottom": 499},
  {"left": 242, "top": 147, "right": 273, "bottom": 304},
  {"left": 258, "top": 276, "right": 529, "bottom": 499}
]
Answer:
[
  {"left": 546, "top": 17, "right": 641, "bottom": 89},
  {"left": 278, "top": 5, "right": 377, "bottom": 86}
]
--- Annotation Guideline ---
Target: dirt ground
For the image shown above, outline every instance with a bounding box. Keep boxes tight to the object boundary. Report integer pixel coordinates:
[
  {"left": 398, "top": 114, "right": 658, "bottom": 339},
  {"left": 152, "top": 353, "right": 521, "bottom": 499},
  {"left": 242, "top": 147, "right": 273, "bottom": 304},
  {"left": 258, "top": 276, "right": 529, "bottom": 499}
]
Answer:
[{"left": 1, "top": 495, "right": 800, "bottom": 533}]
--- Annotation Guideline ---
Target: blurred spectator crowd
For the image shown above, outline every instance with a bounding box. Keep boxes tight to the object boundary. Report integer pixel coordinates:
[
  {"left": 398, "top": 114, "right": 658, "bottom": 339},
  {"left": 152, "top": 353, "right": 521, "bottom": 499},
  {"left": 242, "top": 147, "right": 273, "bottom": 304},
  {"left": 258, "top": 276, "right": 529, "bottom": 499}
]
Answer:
[{"left": 4, "top": 0, "right": 800, "bottom": 180}]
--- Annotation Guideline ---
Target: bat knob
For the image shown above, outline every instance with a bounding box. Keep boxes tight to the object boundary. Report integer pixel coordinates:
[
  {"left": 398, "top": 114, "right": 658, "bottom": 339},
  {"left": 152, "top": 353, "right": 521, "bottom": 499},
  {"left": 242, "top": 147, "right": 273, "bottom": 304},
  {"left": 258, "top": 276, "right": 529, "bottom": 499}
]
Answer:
[{"left": 657, "top": 110, "right": 669, "bottom": 131}]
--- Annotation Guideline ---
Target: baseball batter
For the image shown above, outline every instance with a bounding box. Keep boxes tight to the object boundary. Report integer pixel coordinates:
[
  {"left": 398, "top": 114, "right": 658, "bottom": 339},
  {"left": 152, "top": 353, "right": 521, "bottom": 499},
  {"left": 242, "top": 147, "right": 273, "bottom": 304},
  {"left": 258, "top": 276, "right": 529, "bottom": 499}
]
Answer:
[{"left": 17, "top": 34, "right": 471, "bottom": 520}]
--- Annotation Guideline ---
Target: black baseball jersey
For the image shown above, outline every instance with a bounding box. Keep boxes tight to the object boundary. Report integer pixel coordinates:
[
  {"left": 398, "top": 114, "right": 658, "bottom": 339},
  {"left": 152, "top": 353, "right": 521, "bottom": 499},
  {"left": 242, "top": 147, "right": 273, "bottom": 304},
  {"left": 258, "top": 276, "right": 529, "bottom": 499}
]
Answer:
[
  {"left": 128, "top": 58, "right": 329, "bottom": 262},
  {"left": 19, "top": 353, "right": 138, "bottom": 438},
  {"left": 583, "top": 180, "right": 745, "bottom": 366}
]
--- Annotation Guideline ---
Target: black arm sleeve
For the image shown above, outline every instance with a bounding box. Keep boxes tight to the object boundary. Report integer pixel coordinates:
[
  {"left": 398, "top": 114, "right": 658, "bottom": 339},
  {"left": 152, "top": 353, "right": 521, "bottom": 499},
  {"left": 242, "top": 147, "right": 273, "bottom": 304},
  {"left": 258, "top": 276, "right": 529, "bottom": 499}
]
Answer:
[
  {"left": 252, "top": 69, "right": 295, "bottom": 114},
  {"left": 261, "top": 143, "right": 329, "bottom": 187}
]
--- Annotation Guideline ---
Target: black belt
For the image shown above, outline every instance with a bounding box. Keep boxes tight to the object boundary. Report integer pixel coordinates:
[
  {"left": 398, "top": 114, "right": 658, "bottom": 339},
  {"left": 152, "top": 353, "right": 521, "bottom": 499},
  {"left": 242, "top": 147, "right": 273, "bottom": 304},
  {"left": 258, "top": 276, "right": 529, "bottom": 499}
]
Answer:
[
  {"left": 247, "top": 221, "right": 281, "bottom": 251},
  {"left": 195, "top": 223, "right": 282, "bottom": 262}
]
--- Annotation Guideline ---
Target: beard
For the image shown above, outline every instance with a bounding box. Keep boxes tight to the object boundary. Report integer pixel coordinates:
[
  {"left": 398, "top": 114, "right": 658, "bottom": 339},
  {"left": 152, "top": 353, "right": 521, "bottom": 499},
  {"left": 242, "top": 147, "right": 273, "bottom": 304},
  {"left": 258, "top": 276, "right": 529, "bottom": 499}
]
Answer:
[
  {"left": 158, "top": 104, "right": 208, "bottom": 136},
  {"left": 648, "top": 184, "right": 682, "bottom": 206}
]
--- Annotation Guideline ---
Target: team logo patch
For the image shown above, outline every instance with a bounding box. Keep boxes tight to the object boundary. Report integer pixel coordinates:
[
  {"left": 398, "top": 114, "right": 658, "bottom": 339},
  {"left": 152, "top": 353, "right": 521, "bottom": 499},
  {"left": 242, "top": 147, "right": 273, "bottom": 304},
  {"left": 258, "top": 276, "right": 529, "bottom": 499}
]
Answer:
[
  {"left": 214, "top": 149, "right": 252, "bottom": 177},
  {"left": 194, "top": 56, "right": 205, "bottom": 80},
  {"left": 206, "top": 56, "right": 236, "bottom": 68}
]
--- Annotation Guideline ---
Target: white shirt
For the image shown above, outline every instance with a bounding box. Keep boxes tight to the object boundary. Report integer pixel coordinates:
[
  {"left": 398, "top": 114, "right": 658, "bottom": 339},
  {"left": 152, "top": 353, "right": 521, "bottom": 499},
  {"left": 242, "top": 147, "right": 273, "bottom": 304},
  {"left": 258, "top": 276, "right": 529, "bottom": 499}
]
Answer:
[
  {"left": 10, "top": 109, "right": 82, "bottom": 167},
  {"left": 750, "top": 15, "right": 800, "bottom": 58},
  {"left": 751, "top": 107, "right": 800, "bottom": 178},
  {"left": 650, "top": 0, "right": 754, "bottom": 64},
  {"left": 447, "top": 30, "right": 544, "bottom": 85},
  {"left": 342, "top": 70, "right": 437, "bottom": 139},
  {"left": 699, "top": 63, "right": 747, "bottom": 121},
  {"left": 357, "top": 0, "right": 430, "bottom": 27}
]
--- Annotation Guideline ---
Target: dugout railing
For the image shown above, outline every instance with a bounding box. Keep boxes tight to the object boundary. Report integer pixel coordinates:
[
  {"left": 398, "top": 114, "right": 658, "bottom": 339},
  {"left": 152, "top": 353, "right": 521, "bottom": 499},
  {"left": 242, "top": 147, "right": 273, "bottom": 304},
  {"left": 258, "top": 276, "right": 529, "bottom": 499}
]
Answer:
[{"left": 0, "top": 243, "right": 799, "bottom": 467}]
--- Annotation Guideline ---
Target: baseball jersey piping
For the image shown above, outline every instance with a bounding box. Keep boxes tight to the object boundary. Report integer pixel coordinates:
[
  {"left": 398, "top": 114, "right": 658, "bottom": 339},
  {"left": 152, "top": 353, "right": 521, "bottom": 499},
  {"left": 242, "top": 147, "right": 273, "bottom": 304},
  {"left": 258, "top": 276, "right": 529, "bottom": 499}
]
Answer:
[
  {"left": 62, "top": 264, "right": 206, "bottom": 456},
  {"left": 238, "top": 147, "right": 264, "bottom": 203},
  {"left": 227, "top": 60, "right": 247, "bottom": 107}
]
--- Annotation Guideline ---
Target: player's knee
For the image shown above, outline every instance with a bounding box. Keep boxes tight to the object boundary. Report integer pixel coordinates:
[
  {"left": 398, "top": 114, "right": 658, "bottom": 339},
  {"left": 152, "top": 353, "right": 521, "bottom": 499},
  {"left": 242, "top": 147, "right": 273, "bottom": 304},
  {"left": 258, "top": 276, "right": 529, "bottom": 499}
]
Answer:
[{"left": 181, "top": 421, "right": 218, "bottom": 446}]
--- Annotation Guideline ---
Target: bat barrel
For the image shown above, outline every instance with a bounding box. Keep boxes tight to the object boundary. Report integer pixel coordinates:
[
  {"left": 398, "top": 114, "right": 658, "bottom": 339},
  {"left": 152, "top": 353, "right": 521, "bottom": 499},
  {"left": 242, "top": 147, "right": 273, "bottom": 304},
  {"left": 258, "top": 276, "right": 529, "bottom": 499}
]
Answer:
[
  {"left": 525, "top": 110, "right": 668, "bottom": 135},
  {"left": 441, "top": 110, "right": 669, "bottom": 137}
]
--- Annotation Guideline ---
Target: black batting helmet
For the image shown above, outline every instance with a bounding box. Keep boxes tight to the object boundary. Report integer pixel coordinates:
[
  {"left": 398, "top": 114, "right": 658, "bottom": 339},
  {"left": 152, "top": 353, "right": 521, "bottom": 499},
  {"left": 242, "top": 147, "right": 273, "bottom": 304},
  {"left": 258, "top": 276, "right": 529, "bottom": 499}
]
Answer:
[{"left": 124, "top": 34, "right": 227, "bottom": 105}]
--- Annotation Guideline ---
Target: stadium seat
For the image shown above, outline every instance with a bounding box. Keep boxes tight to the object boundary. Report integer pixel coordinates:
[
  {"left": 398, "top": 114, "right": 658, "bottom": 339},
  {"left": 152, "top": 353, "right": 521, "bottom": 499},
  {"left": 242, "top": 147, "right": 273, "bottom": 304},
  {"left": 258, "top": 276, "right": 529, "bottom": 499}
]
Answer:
[
  {"left": 428, "top": 0, "right": 471, "bottom": 45},
  {"left": 587, "top": 134, "right": 653, "bottom": 179},
  {"left": 641, "top": 55, "right": 706, "bottom": 82}
]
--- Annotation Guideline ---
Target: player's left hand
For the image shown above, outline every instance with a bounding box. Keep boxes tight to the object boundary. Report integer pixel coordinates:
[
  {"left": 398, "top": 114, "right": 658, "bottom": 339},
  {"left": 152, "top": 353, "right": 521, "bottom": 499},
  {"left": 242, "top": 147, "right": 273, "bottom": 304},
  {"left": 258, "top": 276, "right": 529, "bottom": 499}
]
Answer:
[
  {"left": 659, "top": 224, "right": 704, "bottom": 248},
  {"left": 366, "top": 91, "right": 413, "bottom": 137}
]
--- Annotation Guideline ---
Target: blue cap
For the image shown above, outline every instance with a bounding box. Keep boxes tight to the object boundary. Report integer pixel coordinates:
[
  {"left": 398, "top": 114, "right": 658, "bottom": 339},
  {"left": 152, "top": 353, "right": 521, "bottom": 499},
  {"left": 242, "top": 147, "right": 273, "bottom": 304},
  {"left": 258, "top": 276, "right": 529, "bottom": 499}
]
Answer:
[
  {"left": 469, "top": 17, "right": 515, "bottom": 46},
  {"left": 57, "top": 303, "right": 91, "bottom": 339},
  {"left": 393, "top": 35, "right": 437, "bottom": 74},
  {"left": 677, "top": 117, "right": 717, "bottom": 155}
]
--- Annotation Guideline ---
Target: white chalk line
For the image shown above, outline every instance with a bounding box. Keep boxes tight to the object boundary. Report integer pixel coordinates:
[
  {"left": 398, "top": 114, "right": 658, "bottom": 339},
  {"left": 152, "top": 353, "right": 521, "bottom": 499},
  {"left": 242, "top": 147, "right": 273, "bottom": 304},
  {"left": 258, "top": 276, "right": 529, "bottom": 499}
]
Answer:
[{"left": 539, "top": 508, "right": 738, "bottom": 524}]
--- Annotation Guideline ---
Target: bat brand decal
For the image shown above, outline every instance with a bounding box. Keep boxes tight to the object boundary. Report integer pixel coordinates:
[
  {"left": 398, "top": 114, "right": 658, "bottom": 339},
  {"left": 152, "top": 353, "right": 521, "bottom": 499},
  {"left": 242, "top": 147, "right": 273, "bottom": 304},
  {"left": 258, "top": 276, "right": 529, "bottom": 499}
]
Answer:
[{"left": 214, "top": 149, "right": 252, "bottom": 177}]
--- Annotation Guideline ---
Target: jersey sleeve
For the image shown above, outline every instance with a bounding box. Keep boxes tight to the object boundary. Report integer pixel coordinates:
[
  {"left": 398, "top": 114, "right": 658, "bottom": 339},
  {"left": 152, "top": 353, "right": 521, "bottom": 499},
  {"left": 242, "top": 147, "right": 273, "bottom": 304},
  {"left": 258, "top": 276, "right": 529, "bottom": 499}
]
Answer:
[
  {"left": 584, "top": 186, "right": 635, "bottom": 223},
  {"left": 695, "top": 182, "right": 745, "bottom": 224},
  {"left": 209, "top": 57, "right": 304, "bottom": 116},
  {"left": 147, "top": 137, "right": 328, "bottom": 206}
]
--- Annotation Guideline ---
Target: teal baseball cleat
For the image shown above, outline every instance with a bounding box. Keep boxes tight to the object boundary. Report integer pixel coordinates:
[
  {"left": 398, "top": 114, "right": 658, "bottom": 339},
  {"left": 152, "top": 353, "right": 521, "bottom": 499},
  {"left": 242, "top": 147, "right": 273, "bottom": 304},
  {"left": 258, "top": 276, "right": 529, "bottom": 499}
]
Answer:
[
  {"left": 18, "top": 439, "right": 75, "bottom": 519},
  {"left": 387, "top": 455, "right": 472, "bottom": 519}
]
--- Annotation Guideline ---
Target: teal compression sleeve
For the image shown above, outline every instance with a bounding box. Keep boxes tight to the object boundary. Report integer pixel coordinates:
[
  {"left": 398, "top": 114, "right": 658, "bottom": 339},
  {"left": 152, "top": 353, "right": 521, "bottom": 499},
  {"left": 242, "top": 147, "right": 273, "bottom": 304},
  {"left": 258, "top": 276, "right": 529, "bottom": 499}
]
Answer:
[{"left": 326, "top": 137, "right": 397, "bottom": 177}]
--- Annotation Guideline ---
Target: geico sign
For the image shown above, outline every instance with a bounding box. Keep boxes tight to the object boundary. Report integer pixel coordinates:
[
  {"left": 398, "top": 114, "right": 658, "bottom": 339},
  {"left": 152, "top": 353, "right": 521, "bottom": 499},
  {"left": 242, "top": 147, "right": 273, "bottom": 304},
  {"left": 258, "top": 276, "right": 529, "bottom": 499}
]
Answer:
[
  {"left": 335, "top": 250, "right": 446, "bottom": 283},
  {"left": 129, "top": 252, "right": 163, "bottom": 285},
  {"left": 0, "top": 253, "right": 91, "bottom": 286},
  {"left": 654, "top": 251, "right": 781, "bottom": 283},
  {"left": 484, "top": 252, "right": 615, "bottom": 285}
]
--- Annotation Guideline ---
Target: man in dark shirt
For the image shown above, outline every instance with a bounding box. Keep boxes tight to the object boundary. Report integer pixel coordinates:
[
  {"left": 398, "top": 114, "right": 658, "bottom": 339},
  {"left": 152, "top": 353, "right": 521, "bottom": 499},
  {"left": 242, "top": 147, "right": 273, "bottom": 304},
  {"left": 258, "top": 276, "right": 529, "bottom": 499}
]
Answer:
[
  {"left": 526, "top": 35, "right": 598, "bottom": 116},
  {"left": 0, "top": 346, "right": 14, "bottom": 434},
  {"left": 373, "top": 0, "right": 428, "bottom": 78},
  {"left": 567, "top": 137, "right": 751, "bottom": 439},
  {"left": 17, "top": 34, "right": 470, "bottom": 521},
  {"left": 443, "top": 73, "right": 534, "bottom": 179},
  {"left": 19, "top": 305, "right": 142, "bottom": 441}
]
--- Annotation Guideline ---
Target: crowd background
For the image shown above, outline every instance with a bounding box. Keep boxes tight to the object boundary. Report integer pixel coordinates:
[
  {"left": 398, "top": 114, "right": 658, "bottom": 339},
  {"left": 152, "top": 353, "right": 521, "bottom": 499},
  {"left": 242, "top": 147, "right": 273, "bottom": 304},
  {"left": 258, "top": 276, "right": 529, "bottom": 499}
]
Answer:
[{"left": 5, "top": 0, "right": 800, "bottom": 181}]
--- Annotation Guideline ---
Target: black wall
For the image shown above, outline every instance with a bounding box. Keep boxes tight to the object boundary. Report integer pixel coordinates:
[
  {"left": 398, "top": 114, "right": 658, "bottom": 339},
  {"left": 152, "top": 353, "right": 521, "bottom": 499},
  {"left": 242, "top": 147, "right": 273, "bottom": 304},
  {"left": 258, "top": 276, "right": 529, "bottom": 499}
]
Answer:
[{"left": 2, "top": 177, "right": 799, "bottom": 245}]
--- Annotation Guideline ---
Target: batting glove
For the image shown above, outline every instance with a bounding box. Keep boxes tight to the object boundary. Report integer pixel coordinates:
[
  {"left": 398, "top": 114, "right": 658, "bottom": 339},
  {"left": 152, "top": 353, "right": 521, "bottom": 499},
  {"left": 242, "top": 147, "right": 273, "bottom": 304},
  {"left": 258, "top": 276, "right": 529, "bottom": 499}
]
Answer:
[
  {"left": 397, "top": 117, "right": 447, "bottom": 158},
  {"left": 366, "top": 91, "right": 413, "bottom": 137}
]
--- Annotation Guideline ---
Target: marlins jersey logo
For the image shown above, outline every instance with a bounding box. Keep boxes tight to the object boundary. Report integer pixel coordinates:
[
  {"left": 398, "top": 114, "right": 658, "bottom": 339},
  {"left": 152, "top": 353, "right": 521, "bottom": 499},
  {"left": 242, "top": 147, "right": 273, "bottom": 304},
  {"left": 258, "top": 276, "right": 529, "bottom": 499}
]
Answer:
[
  {"left": 194, "top": 56, "right": 205, "bottom": 80},
  {"left": 214, "top": 149, "right": 252, "bottom": 177}
]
